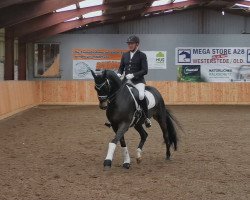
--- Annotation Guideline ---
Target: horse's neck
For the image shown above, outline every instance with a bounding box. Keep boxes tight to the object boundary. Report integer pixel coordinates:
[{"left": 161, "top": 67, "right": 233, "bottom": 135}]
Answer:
[
  {"left": 111, "top": 84, "right": 129, "bottom": 102},
  {"left": 109, "top": 84, "right": 120, "bottom": 97},
  {"left": 108, "top": 76, "right": 122, "bottom": 96}
]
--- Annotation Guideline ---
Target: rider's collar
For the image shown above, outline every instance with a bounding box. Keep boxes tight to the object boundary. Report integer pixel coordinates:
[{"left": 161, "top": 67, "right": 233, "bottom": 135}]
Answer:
[{"left": 130, "top": 47, "right": 139, "bottom": 53}]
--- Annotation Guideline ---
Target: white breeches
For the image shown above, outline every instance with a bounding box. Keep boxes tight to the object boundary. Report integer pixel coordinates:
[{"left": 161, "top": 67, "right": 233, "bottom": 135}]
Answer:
[{"left": 127, "top": 80, "right": 145, "bottom": 100}]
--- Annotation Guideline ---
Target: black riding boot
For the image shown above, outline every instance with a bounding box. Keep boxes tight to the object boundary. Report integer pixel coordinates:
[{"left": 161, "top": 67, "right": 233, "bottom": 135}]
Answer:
[{"left": 140, "top": 98, "right": 151, "bottom": 128}]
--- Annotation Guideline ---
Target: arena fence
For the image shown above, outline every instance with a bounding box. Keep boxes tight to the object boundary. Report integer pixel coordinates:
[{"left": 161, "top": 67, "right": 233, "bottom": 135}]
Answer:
[
  {"left": 0, "top": 81, "right": 40, "bottom": 120},
  {"left": 0, "top": 81, "right": 250, "bottom": 119}
]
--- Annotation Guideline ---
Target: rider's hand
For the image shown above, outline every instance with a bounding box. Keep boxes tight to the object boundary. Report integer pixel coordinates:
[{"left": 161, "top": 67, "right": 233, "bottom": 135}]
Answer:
[
  {"left": 126, "top": 74, "right": 134, "bottom": 80},
  {"left": 117, "top": 73, "right": 122, "bottom": 78}
]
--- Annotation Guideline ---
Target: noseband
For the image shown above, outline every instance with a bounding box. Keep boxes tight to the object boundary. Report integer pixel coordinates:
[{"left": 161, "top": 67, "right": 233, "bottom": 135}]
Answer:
[{"left": 95, "top": 79, "right": 111, "bottom": 101}]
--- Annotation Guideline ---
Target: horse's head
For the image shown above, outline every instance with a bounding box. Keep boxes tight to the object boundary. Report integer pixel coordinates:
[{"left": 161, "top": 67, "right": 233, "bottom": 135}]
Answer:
[{"left": 91, "top": 70, "right": 110, "bottom": 110}]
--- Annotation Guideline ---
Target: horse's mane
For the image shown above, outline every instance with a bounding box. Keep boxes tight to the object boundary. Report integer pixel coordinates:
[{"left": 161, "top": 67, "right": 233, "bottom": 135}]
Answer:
[{"left": 106, "top": 70, "right": 122, "bottom": 88}]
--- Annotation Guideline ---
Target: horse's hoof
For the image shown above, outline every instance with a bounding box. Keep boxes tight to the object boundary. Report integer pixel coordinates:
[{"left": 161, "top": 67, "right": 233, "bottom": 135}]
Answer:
[
  {"left": 145, "top": 120, "right": 151, "bottom": 128},
  {"left": 104, "top": 122, "right": 112, "bottom": 128},
  {"left": 136, "top": 157, "right": 142, "bottom": 164},
  {"left": 122, "top": 163, "right": 130, "bottom": 169},
  {"left": 165, "top": 156, "right": 171, "bottom": 161},
  {"left": 103, "top": 166, "right": 111, "bottom": 171},
  {"left": 103, "top": 159, "right": 112, "bottom": 168}
]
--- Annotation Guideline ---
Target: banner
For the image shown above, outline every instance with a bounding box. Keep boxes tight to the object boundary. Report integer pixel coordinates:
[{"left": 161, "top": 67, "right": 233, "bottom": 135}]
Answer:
[
  {"left": 146, "top": 51, "right": 167, "bottom": 69},
  {"left": 72, "top": 48, "right": 167, "bottom": 79},
  {"left": 176, "top": 47, "right": 250, "bottom": 82}
]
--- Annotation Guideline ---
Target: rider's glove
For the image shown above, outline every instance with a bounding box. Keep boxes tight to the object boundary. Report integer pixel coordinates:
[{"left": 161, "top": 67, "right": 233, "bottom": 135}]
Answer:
[
  {"left": 126, "top": 74, "right": 134, "bottom": 80},
  {"left": 117, "top": 73, "right": 122, "bottom": 78}
]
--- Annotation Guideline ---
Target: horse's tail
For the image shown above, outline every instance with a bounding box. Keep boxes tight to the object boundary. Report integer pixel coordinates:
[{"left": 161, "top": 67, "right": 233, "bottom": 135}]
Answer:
[
  {"left": 165, "top": 107, "right": 181, "bottom": 151},
  {"left": 145, "top": 86, "right": 182, "bottom": 150}
]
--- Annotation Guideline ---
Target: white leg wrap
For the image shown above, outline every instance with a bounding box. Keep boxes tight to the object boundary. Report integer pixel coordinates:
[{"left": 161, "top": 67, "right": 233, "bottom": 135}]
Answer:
[
  {"left": 105, "top": 143, "right": 117, "bottom": 161},
  {"left": 137, "top": 148, "right": 142, "bottom": 158},
  {"left": 121, "top": 147, "right": 131, "bottom": 164}
]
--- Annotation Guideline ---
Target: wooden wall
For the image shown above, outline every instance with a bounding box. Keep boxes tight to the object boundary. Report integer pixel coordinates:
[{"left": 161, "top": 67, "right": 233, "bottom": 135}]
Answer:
[
  {"left": 1, "top": 81, "right": 250, "bottom": 119},
  {"left": 40, "top": 81, "right": 98, "bottom": 105},
  {"left": 40, "top": 81, "right": 250, "bottom": 105},
  {"left": 0, "top": 81, "right": 40, "bottom": 119},
  {"left": 148, "top": 82, "right": 250, "bottom": 105}
]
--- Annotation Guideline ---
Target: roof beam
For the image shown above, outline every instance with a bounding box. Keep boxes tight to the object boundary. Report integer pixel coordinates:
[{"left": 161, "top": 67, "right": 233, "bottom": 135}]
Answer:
[
  {"left": 145, "top": 0, "right": 202, "bottom": 13},
  {"left": 11, "top": 0, "right": 154, "bottom": 37},
  {"left": 12, "top": 5, "right": 109, "bottom": 37},
  {"left": 20, "top": 10, "right": 143, "bottom": 42},
  {"left": 106, "top": 0, "right": 153, "bottom": 7},
  {"left": 235, "top": 0, "right": 250, "bottom": 6},
  {"left": 0, "top": 0, "right": 40, "bottom": 9},
  {"left": 69, "top": 4, "right": 208, "bottom": 34},
  {"left": 0, "top": 0, "right": 83, "bottom": 28},
  {"left": 20, "top": 17, "right": 110, "bottom": 42}
]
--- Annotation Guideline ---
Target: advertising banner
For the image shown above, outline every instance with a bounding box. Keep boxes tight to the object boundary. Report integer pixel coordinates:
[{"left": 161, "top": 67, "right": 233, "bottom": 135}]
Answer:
[
  {"left": 72, "top": 48, "right": 167, "bottom": 79},
  {"left": 176, "top": 47, "right": 250, "bottom": 82},
  {"left": 146, "top": 51, "right": 167, "bottom": 69}
]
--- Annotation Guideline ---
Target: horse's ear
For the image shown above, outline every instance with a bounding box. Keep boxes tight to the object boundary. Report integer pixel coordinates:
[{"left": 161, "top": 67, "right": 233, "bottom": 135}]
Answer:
[
  {"left": 103, "top": 70, "right": 107, "bottom": 78},
  {"left": 90, "top": 70, "right": 96, "bottom": 79}
]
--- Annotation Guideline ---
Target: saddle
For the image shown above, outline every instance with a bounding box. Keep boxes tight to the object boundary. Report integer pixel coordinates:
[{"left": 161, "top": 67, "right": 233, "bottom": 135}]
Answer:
[
  {"left": 125, "top": 83, "right": 155, "bottom": 127},
  {"left": 104, "top": 84, "right": 156, "bottom": 128}
]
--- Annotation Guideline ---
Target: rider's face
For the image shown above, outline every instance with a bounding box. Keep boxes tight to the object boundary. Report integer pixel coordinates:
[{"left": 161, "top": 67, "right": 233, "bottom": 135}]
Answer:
[{"left": 127, "top": 42, "right": 138, "bottom": 52}]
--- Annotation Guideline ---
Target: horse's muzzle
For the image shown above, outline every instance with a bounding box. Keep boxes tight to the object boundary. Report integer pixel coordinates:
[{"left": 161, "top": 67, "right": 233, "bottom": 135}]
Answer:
[{"left": 99, "top": 101, "right": 107, "bottom": 110}]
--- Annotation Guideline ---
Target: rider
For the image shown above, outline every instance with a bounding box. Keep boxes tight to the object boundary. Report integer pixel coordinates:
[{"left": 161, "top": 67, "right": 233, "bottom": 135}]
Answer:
[{"left": 117, "top": 35, "right": 151, "bottom": 128}]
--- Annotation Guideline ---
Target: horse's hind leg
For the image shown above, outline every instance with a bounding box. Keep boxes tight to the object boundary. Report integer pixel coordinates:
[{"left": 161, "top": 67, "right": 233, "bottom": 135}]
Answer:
[
  {"left": 134, "top": 124, "right": 148, "bottom": 164},
  {"left": 154, "top": 114, "right": 171, "bottom": 160}
]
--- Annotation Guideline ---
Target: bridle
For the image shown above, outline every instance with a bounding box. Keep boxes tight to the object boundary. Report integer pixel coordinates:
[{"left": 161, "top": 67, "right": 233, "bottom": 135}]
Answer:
[{"left": 95, "top": 79, "right": 111, "bottom": 102}]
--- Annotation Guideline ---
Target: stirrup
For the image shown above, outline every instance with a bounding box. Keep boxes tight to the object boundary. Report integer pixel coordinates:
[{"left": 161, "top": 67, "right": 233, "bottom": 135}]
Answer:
[{"left": 145, "top": 118, "right": 151, "bottom": 128}]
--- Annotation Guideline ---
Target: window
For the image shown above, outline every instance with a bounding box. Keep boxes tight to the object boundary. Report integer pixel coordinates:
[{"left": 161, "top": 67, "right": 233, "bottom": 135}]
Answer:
[{"left": 34, "top": 43, "right": 61, "bottom": 78}]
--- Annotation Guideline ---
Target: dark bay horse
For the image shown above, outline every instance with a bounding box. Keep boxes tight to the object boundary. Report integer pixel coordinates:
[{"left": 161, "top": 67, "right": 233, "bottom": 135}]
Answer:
[{"left": 91, "top": 70, "right": 180, "bottom": 169}]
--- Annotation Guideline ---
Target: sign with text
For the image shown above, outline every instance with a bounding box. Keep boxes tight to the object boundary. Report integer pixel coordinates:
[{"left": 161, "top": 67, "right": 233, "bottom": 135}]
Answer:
[
  {"left": 72, "top": 48, "right": 167, "bottom": 79},
  {"left": 176, "top": 47, "right": 250, "bottom": 82}
]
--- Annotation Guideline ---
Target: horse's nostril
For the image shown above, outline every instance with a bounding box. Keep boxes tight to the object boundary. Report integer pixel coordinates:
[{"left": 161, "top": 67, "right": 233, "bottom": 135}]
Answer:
[{"left": 100, "top": 106, "right": 106, "bottom": 110}]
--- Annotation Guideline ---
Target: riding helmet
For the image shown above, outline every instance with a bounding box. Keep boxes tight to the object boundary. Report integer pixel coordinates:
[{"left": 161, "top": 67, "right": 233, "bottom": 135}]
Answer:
[{"left": 126, "top": 35, "right": 140, "bottom": 44}]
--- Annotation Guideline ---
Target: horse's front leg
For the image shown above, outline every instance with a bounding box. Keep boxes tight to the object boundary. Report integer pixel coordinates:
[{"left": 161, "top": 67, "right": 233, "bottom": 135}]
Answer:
[
  {"left": 104, "top": 123, "right": 129, "bottom": 169},
  {"left": 134, "top": 124, "right": 148, "bottom": 164},
  {"left": 111, "top": 126, "right": 131, "bottom": 169},
  {"left": 120, "top": 136, "right": 131, "bottom": 169}
]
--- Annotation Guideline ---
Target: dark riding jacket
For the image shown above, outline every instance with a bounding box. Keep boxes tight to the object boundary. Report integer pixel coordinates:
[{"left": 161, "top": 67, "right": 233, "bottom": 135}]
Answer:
[{"left": 118, "top": 50, "right": 148, "bottom": 84}]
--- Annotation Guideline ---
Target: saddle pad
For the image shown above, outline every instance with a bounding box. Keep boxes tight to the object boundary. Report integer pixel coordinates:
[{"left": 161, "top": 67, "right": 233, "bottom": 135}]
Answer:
[
  {"left": 127, "top": 85, "right": 156, "bottom": 110},
  {"left": 145, "top": 90, "right": 156, "bottom": 110}
]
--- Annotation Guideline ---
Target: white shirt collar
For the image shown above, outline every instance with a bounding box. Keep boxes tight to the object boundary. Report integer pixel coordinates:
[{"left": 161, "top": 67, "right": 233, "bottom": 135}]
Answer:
[{"left": 130, "top": 47, "right": 139, "bottom": 59}]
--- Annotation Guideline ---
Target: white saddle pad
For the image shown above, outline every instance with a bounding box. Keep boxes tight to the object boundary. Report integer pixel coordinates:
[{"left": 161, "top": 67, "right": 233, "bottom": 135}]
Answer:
[
  {"left": 145, "top": 90, "right": 156, "bottom": 110},
  {"left": 126, "top": 85, "right": 156, "bottom": 110}
]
